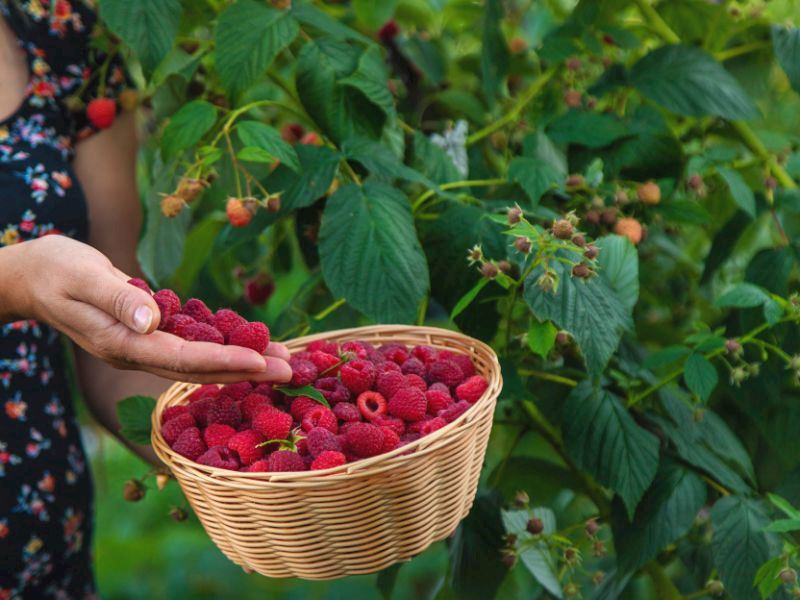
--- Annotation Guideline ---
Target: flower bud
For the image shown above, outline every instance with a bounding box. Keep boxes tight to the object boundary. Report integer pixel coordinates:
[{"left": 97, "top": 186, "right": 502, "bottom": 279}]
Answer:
[
  {"left": 725, "top": 339, "right": 742, "bottom": 355},
  {"left": 123, "top": 479, "right": 145, "bottom": 502},
  {"left": 552, "top": 219, "right": 574, "bottom": 240},
  {"left": 572, "top": 263, "right": 592, "bottom": 279},
  {"left": 526, "top": 517, "right": 544, "bottom": 535},
  {"left": 513, "top": 490, "right": 530, "bottom": 508},
  {"left": 514, "top": 236, "right": 532, "bottom": 254},
  {"left": 481, "top": 262, "right": 499, "bottom": 279},
  {"left": 507, "top": 206, "right": 523, "bottom": 225}
]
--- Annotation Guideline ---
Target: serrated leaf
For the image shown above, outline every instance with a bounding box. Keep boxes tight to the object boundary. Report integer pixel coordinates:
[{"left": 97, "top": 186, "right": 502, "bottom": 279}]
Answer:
[
  {"left": 352, "top": 0, "right": 396, "bottom": 29},
  {"left": 451, "top": 278, "right": 489, "bottom": 321},
  {"left": 547, "top": 110, "right": 630, "bottom": 148},
  {"left": 267, "top": 145, "right": 341, "bottom": 212},
  {"left": 596, "top": 235, "right": 639, "bottom": 313},
  {"left": 502, "top": 508, "right": 562, "bottom": 598},
  {"left": 717, "top": 283, "right": 770, "bottom": 308},
  {"left": 342, "top": 137, "right": 432, "bottom": 186},
  {"left": 319, "top": 182, "right": 429, "bottom": 323},
  {"left": 644, "top": 345, "right": 691, "bottom": 370},
  {"left": 527, "top": 320, "right": 558, "bottom": 359},
  {"left": 117, "top": 396, "right": 157, "bottom": 445},
  {"left": 215, "top": 0, "right": 299, "bottom": 97},
  {"left": 755, "top": 555, "right": 785, "bottom": 600},
  {"left": 339, "top": 45, "right": 396, "bottom": 118},
  {"left": 683, "top": 353, "right": 718, "bottom": 401},
  {"left": 480, "top": 0, "right": 510, "bottom": 105},
  {"left": 275, "top": 384, "right": 329, "bottom": 408},
  {"left": 768, "top": 493, "right": 800, "bottom": 519},
  {"left": 718, "top": 167, "right": 756, "bottom": 217},
  {"left": 764, "top": 518, "right": 800, "bottom": 533},
  {"left": 290, "top": 3, "right": 370, "bottom": 43},
  {"left": 412, "top": 131, "right": 461, "bottom": 185},
  {"left": 563, "top": 383, "right": 660, "bottom": 517},
  {"left": 772, "top": 25, "right": 800, "bottom": 93},
  {"left": 508, "top": 157, "right": 563, "bottom": 206},
  {"left": 236, "top": 121, "right": 300, "bottom": 172},
  {"left": 100, "top": 0, "right": 180, "bottom": 74},
  {"left": 161, "top": 101, "right": 217, "bottom": 160},
  {"left": 629, "top": 44, "right": 757, "bottom": 120}
]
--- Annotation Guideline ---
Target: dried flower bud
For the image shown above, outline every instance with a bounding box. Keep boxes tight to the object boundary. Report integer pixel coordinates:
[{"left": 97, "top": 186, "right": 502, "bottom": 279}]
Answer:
[
  {"left": 123, "top": 479, "right": 145, "bottom": 502},
  {"left": 160, "top": 194, "right": 185, "bottom": 218},
  {"left": 497, "top": 260, "right": 512, "bottom": 274},
  {"left": 552, "top": 219, "right": 574, "bottom": 240},
  {"left": 725, "top": 339, "right": 742, "bottom": 355},
  {"left": 765, "top": 175, "right": 778, "bottom": 191},
  {"left": 780, "top": 568, "right": 798, "bottom": 584},
  {"left": 467, "top": 244, "right": 483, "bottom": 265},
  {"left": 564, "top": 89, "right": 582, "bottom": 108},
  {"left": 514, "top": 236, "right": 532, "bottom": 254},
  {"left": 572, "top": 263, "right": 592, "bottom": 279},
  {"left": 481, "top": 262, "right": 499, "bottom": 279},
  {"left": 584, "top": 518, "right": 599, "bottom": 537},
  {"left": 584, "top": 245, "right": 599, "bottom": 260},
  {"left": 565, "top": 174, "right": 584, "bottom": 190},
  {"left": 601, "top": 207, "right": 618, "bottom": 225},
  {"left": 155, "top": 472, "right": 170, "bottom": 491},
  {"left": 537, "top": 271, "right": 556, "bottom": 292},
  {"left": 527, "top": 517, "right": 544, "bottom": 535},
  {"left": 513, "top": 490, "right": 530, "bottom": 508},
  {"left": 176, "top": 177, "right": 207, "bottom": 204},
  {"left": 507, "top": 206, "right": 523, "bottom": 225},
  {"left": 571, "top": 234, "right": 586, "bottom": 247},
  {"left": 266, "top": 194, "right": 281, "bottom": 213},
  {"left": 585, "top": 209, "right": 600, "bottom": 225},
  {"left": 169, "top": 507, "right": 188, "bottom": 522}
]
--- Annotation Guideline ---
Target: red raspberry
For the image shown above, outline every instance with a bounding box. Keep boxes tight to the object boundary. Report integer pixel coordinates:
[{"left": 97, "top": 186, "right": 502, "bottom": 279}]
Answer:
[
  {"left": 252, "top": 407, "right": 293, "bottom": 440},
  {"left": 86, "top": 97, "right": 116, "bottom": 129},
  {"left": 268, "top": 450, "right": 307, "bottom": 472},
  {"left": 301, "top": 406, "right": 338, "bottom": 433},
  {"left": 203, "top": 423, "right": 237, "bottom": 447},
  {"left": 456, "top": 375, "right": 489, "bottom": 403},
  {"left": 340, "top": 359, "right": 376, "bottom": 395},
  {"left": 428, "top": 382, "right": 449, "bottom": 394},
  {"left": 378, "top": 19, "right": 399, "bottom": 43},
  {"left": 213, "top": 309, "right": 247, "bottom": 342},
  {"left": 357, "top": 391, "right": 387, "bottom": 420},
  {"left": 161, "top": 405, "right": 189, "bottom": 424},
  {"left": 182, "top": 298, "right": 215, "bottom": 325},
  {"left": 401, "top": 357, "right": 426, "bottom": 377},
  {"left": 388, "top": 387, "right": 427, "bottom": 422},
  {"left": 439, "top": 400, "right": 472, "bottom": 423},
  {"left": 197, "top": 446, "right": 240, "bottom": 470},
  {"left": 346, "top": 422, "right": 385, "bottom": 458},
  {"left": 376, "top": 370, "right": 405, "bottom": 399},
  {"left": 227, "top": 430, "right": 266, "bottom": 465},
  {"left": 172, "top": 427, "right": 206, "bottom": 460},
  {"left": 371, "top": 415, "right": 405, "bottom": 436},
  {"left": 153, "top": 289, "right": 181, "bottom": 326},
  {"left": 315, "top": 377, "right": 351, "bottom": 404},
  {"left": 366, "top": 347, "right": 386, "bottom": 363},
  {"left": 451, "top": 353, "right": 476, "bottom": 378},
  {"left": 409, "top": 417, "right": 447, "bottom": 436},
  {"left": 341, "top": 340, "right": 368, "bottom": 359},
  {"left": 182, "top": 322, "right": 224, "bottom": 344},
  {"left": 160, "top": 413, "right": 196, "bottom": 444},
  {"left": 380, "top": 344, "right": 408, "bottom": 364},
  {"left": 404, "top": 374, "right": 427, "bottom": 392},
  {"left": 306, "top": 427, "right": 342, "bottom": 457},
  {"left": 226, "top": 197, "right": 253, "bottom": 228},
  {"left": 296, "top": 437, "right": 309, "bottom": 456},
  {"left": 411, "top": 345, "right": 438, "bottom": 364},
  {"left": 311, "top": 450, "right": 347, "bottom": 470},
  {"left": 426, "top": 388, "right": 453, "bottom": 414},
  {"left": 376, "top": 361, "right": 401, "bottom": 375},
  {"left": 400, "top": 432, "right": 420, "bottom": 445},
  {"left": 243, "top": 459, "right": 270, "bottom": 472},
  {"left": 219, "top": 381, "right": 253, "bottom": 401},
  {"left": 206, "top": 397, "right": 241, "bottom": 427},
  {"left": 290, "top": 396, "right": 319, "bottom": 421},
  {"left": 127, "top": 277, "right": 151, "bottom": 293},
  {"left": 163, "top": 314, "right": 196, "bottom": 337},
  {"left": 228, "top": 322, "right": 270, "bottom": 354},
  {"left": 427, "top": 360, "right": 464, "bottom": 388},
  {"left": 240, "top": 393, "right": 272, "bottom": 421},
  {"left": 293, "top": 351, "right": 312, "bottom": 361},
  {"left": 379, "top": 427, "right": 400, "bottom": 453},
  {"left": 244, "top": 274, "right": 274, "bottom": 305},
  {"left": 310, "top": 350, "right": 341, "bottom": 375},
  {"left": 188, "top": 397, "right": 214, "bottom": 427},
  {"left": 289, "top": 357, "right": 318, "bottom": 387},
  {"left": 332, "top": 402, "right": 361, "bottom": 422},
  {"left": 307, "top": 340, "right": 339, "bottom": 355},
  {"left": 251, "top": 383, "right": 281, "bottom": 401}
]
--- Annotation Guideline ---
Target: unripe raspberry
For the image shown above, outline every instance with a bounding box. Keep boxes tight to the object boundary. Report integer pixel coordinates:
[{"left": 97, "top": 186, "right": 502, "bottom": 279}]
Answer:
[
  {"left": 592, "top": 540, "right": 606, "bottom": 557},
  {"left": 552, "top": 219, "right": 574, "bottom": 240},
  {"left": 497, "top": 260, "right": 512, "bottom": 274},
  {"left": 300, "top": 131, "right": 322, "bottom": 146},
  {"left": 725, "top": 338, "right": 742, "bottom": 355},
  {"left": 270, "top": 0, "right": 291, "bottom": 8},
  {"left": 572, "top": 263, "right": 592, "bottom": 278},
  {"left": 176, "top": 177, "right": 207, "bottom": 204},
  {"left": 688, "top": 174, "right": 704, "bottom": 190},
  {"left": 507, "top": 206, "right": 522, "bottom": 225},
  {"left": 571, "top": 234, "right": 586, "bottom": 247},
  {"left": 119, "top": 89, "right": 139, "bottom": 111},
  {"left": 637, "top": 181, "right": 661, "bottom": 205},
  {"left": 481, "top": 262, "right": 499, "bottom": 279},
  {"left": 564, "top": 547, "right": 578, "bottom": 564},
  {"left": 592, "top": 571, "right": 605, "bottom": 585},
  {"left": 584, "top": 518, "right": 599, "bottom": 537},
  {"left": 601, "top": 207, "right": 618, "bottom": 225},
  {"left": 564, "top": 89, "right": 582, "bottom": 108},
  {"left": 780, "top": 568, "right": 798, "bottom": 584},
  {"left": 508, "top": 37, "right": 527, "bottom": 54},
  {"left": 585, "top": 209, "right": 600, "bottom": 225},
  {"left": 266, "top": 195, "right": 281, "bottom": 213},
  {"left": 584, "top": 244, "right": 599, "bottom": 259},
  {"left": 564, "top": 583, "right": 578, "bottom": 598},
  {"left": 526, "top": 517, "right": 544, "bottom": 535},
  {"left": 555, "top": 331, "right": 570, "bottom": 347},
  {"left": 226, "top": 197, "right": 253, "bottom": 227},
  {"left": 170, "top": 507, "right": 188, "bottom": 522},
  {"left": 706, "top": 580, "right": 724, "bottom": 597},
  {"left": 566, "top": 57, "right": 581, "bottom": 71},
  {"left": 565, "top": 174, "right": 583, "bottom": 190},
  {"left": 765, "top": 175, "right": 778, "bottom": 190},
  {"left": 490, "top": 131, "right": 508, "bottom": 150},
  {"left": 614, "top": 217, "right": 643, "bottom": 245},
  {"left": 514, "top": 236, "right": 531, "bottom": 254},
  {"left": 513, "top": 490, "right": 529, "bottom": 508},
  {"left": 614, "top": 189, "right": 629, "bottom": 205},
  {"left": 123, "top": 479, "right": 145, "bottom": 502},
  {"left": 500, "top": 548, "right": 517, "bottom": 569},
  {"left": 160, "top": 194, "right": 185, "bottom": 218}
]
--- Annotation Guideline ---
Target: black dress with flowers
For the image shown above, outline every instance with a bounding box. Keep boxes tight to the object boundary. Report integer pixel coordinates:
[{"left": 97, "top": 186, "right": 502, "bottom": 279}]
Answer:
[{"left": 0, "top": 1, "right": 127, "bottom": 598}]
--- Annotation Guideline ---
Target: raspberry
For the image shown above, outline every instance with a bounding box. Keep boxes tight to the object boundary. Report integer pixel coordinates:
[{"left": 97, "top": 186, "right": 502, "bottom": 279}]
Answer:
[
  {"left": 409, "top": 417, "right": 447, "bottom": 436},
  {"left": 404, "top": 374, "right": 427, "bottom": 392},
  {"left": 203, "top": 423, "right": 237, "bottom": 448},
  {"left": 252, "top": 407, "right": 293, "bottom": 440},
  {"left": 401, "top": 357, "right": 426, "bottom": 377},
  {"left": 206, "top": 397, "right": 241, "bottom": 427},
  {"left": 160, "top": 413, "right": 196, "bottom": 445},
  {"left": 614, "top": 217, "right": 643, "bottom": 245},
  {"left": 219, "top": 381, "right": 253, "bottom": 401},
  {"left": 226, "top": 197, "right": 253, "bottom": 227},
  {"left": 243, "top": 459, "right": 270, "bottom": 472},
  {"left": 427, "top": 360, "right": 464, "bottom": 388},
  {"left": 240, "top": 393, "right": 272, "bottom": 421},
  {"left": 268, "top": 450, "right": 307, "bottom": 472},
  {"left": 228, "top": 322, "right": 270, "bottom": 354},
  {"left": 161, "top": 405, "right": 189, "bottom": 424},
  {"left": 181, "top": 298, "right": 214, "bottom": 325},
  {"left": 400, "top": 432, "right": 420, "bottom": 445},
  {"left": 86, "top": 97, "right": 116, "bottom": 129},
  {"left": 315, "top": 377, "right": 351, "bottom": 405},
  {"left": 299, "top": 131, "right": 321, "bottom": 146},
  {"left": 127, "top": 277, "right": 151, "bottom": 293},
  {"left": 306, "top": 427, "right": 342, "bottom": 457},
  {"left": 426, "top": 389, "right": 453, "bottom": 414},
  {"left": 379, "top": 427, "right": 400, "bottom": 453},
  {"left": 251, "top": 383, "right": 281, "bottom": 401},
  {"left": 213, "top": 309, "right": 247, "bottom": 342},
  {"left": 357, "top": 391, "right": 387, "bottom": 420},
  {"left": 290, "top": 396, "right": 319, "bottom": 421},
  {"left": 197, "top": 446, "right": 240, "bottom": 470},
  {"left": 163, "top": 314, "right": 196, "bottom": 337},
  {"left": 296, "top": 437, "right": 309, "bottom": 456},
  {"left": 637, "top": 181, "right": 661, "bottom": 205},
  {"left": 333, "top": 402, "right": 361, "bottom": 422},
  {"left": 182, "top": 322, "right": 224, "bottom": 344},
  {"left": 227, "top": 430, "right": 266, "bottom": 465},
  {"left": 311, "top": 450, "right": 346, "bottom": 470},
  {"left": 376, "top": 371, "right": 405, "bottom": 399},
  {"left": 280, "top": 123, "right": 305, "bottom": 143},
  {"left": 411, "top": 345, "right": 438, "bottom": 364},
  {"left": 371, "top": 414, "right": 405, "bottom": 436},
  {"left": 188, "top": 397, "right": 213, "bottom": 427},
  {"left": 293, "top": 351, "right": 312, "bottom": 361},
  {"left": 160, "top": 194, "right": 185, "bottom": 218},
  {"left": 366, "top": 347, "right": 386, "bottom": 364},
  {"left": 289, "top": 357, "right": 318, "bottom": 387},
  {"left": 153, "top": 289, "right": 181, "bottom": 326},
  {"left": 341, "top": 340, "right": 368, "bottom": 359},
  {"left": 450, "top": 354, "right": 476, "bottom": 378},
  {"left": 428, "top": 382, "right": 449, "bottom": 394},
  {"left": 340, "top": 359, "right": 376, "bottom": 394},
  {"left": 380, "top": 344, "right": 408, "bottom": 364},
  {"left": 346, "top": 422, "right": 385, "bottom": 458},
  {"left": 307, "top": 340, "right": 339, "bottom": 355},
  {"left": 439, "top": 400, "right": 471, "bottom": 423},
  {"left": 388, "top": 387, "right": 427, "bottom": 422},
  {"left": 376, "top": 361, "right": 401, "bottom": 375},
  {"left": 310, "top": 350, "right": 341, "bottom": 375},
  {"left": 244, "top": 274, "right": 274, "bottom": 305},
  {"left": 172, "top": 427, "right": 206, "bottom": 460},
  {"left": 456, "top": 375, "right": 489, "bottom": 403},
  {"left": 301, "top": 406, "right": 338, "bottom": 433}
]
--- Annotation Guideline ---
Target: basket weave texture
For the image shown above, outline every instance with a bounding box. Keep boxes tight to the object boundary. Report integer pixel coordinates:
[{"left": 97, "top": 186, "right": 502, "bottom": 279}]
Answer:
[{"left": 151, "top": 325, "right": 502, "bottom": 580}]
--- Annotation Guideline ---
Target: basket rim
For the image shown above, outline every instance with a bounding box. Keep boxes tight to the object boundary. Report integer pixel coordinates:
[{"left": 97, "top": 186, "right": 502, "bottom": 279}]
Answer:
[{"left": 151, "top": 324, "right": 502, "bottom": 484}]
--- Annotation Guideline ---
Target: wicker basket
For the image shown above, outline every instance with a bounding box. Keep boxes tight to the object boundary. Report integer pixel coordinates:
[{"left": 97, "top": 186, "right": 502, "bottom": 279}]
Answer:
[{"left": 151, "top": 325, "right": 502, "bottom": 580}]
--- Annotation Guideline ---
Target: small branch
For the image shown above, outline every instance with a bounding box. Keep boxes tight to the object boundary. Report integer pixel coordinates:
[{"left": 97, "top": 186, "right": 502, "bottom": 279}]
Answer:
[
  {"left": 715, "top": 40, "right": 771, "bottom": 62},
  {"left": 518, "top": 369, "right": 578, "bottom": 387},
  {"left": 312, "top": 298, "right": 346, "bottom": 321},
  {"left": 411, "top": 178, "right": 507, "bottom": 213}
]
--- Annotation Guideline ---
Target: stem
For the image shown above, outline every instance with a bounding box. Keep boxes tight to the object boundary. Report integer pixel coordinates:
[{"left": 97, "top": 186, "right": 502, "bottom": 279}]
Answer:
[
  {"left": 715, "top": 40, "right": 771, "bottom": 62},
  {"left": 312, "top": 298, "right": 346, "bottom": 321},
  {"left": 643, "top": 562, "right": 683, "bottom": 600},
  {"left": 702, "top": 475, "right": 731, "bottom": 497},
  {"left": 224, "top": 130, "right": 243, "bottom": 198},
  {"left": 632, "top": 0, "right": 680, "bottom": 44},
  {"left": 518, "top": 369, "right": 579, "bottom": 387},
  {"left": 411, "top": 178, "right": 507, "bottom": 213}
]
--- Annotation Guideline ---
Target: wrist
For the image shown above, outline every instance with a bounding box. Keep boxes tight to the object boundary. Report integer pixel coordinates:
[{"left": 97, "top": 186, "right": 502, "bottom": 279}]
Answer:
[{"left": 0, "top": 242, "right": 34, "bottom": 323}]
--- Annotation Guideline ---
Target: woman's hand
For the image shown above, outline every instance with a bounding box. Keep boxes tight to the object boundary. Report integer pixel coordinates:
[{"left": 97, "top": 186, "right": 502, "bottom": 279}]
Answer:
[{"left": 1, "top": 235, "right": 291, "bottom": 383}]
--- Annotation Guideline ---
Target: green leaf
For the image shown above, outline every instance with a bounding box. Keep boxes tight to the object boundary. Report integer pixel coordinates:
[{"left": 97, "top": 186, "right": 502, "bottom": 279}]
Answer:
[
  {"left": 527, "top": 320, "right": 558, "bottom": 360},
  {"left": 717, "top": 283, "right": 770, "bottom": 309},
  {"left": 522, "top": 131, "right": 567, "bottom": 177},
  {"left": 319, "top": 182, "right": 429, "bottom": 323},
  {"left": 501, "top": 508, "right": 562, "bottom": 598},
  {"left": 451, "top": 278, "right": 489, "bottom": 320},
  {"left": 718, "top": 167, "right": 756, "bottom": 217},
  {"left": 629, "top": 44, "right": 757, "bottom": 120},
  {"left": 100, "top": 0, "right": 180, "bottom": 74},
  {"left": 274, "top": 384, "right": 329, "bottom": 408},
  {"left": 657, "top": 197, "right": 711, "bottom": 225},
  {"left": 563, "top": 383, "right": 660, "bottom": 517},
  {"left": 236, "top": 121, "right": 300, "bottom": 173},
  {"left": 215, "top": 0, "right": 299, "bottom": 97},
  {"left": 342, "top": 137, "right": 432, "bottom": 186},
  {"left": 161, "top": 101, "right": 217, "bottom": 160},
  {"left": 612, "top": 459, "right": 706, "bottom": 573},
  {"left": 711, "top": 496, "right": 782, "bottom": 600},
  {"left": 508, "top": 157, "right": 563, "bottom": 206},
  {"left": 547, "top": 110, "right": 630, "bottom": 149},
  {"left": 772, "top": 25, "right": 800, "bottom": 93},
  {"left": 480, "top": 0, "right": 510, "bottom": 105},
  {"left": 683, "top": 353, "right": 718, "bottom": 401},
  {"left": 117, "top": 396, "right": 157, "bottom": 445},
  {"left": 267, "top": 145, "right": 341, "bottom": 212},
  {"left": 764, "top": 518, "right": 800, "bottom": 533},
  {"left": 352, "top": 0, "right": 396, "bottom": 29},
  {"left": 596, "top": 234, "right": 639, "bottom": 313},
  {"left": 768, "top": 493, "right": 800, "bottom": 519},
  {"left": 411, "top": 131, "right": 462, "bottom": 185},
  {"left": 644, "top": 345, "right": 691, "bottom": 370},
  {"left": 755, "top": 555, "right": 786, "bottom": 600},
  {"left": 290, "top": 3, "right": 371, "bottom": 43},
  {"left": 376, "top": 563, "right": 401, "bottom": 600},
  {"left": 339, "top": 45, "right": 396, "bottom": 119}
]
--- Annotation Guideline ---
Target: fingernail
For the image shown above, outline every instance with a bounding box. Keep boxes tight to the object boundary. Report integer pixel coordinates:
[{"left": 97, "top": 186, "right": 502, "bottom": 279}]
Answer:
[{"left": 133, "top": 305, "right": 153, "bottom": 333}]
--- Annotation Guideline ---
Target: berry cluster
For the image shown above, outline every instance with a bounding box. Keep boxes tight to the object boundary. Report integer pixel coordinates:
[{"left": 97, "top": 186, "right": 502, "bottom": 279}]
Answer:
[
  {"left": 160, "top": 340, "right": 489, "bottom": 472},
  {"left": 126, "top": 279, "right": 270, "bottom": 353}
]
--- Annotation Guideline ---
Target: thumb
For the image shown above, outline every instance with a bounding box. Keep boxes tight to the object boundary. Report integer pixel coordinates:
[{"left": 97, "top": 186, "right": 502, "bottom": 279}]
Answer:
[{"left": 77, "top": 273, "right": 161, "bottom": 334}]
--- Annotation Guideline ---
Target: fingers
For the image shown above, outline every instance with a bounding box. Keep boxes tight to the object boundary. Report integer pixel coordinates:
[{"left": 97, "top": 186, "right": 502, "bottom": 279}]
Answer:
[
  {"left": 265, "top": 342, "right": 291, "bottom": 362},
  {"left": 72, "top": 269, "right": 160, "bottom": 334}
]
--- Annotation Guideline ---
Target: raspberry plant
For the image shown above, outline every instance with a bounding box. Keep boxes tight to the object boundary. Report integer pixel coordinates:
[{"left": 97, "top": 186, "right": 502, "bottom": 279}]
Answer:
[{"left": 101, "top": 0, "right": 800, "bottom": 597}]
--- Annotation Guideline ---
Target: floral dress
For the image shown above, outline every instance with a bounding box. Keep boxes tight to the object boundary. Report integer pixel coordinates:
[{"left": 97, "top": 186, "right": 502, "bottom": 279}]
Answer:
[{"left": 0, "top": 1, "right": 127, "bottom": 597}]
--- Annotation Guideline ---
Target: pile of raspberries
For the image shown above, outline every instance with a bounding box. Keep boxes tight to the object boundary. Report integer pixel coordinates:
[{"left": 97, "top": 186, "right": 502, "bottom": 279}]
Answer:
[
  {"left": 160, "top": 340, "right": 489, "bottom": 472},
  {"left": 127, "top": 278, "right": 269, "bottom": 353}
]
